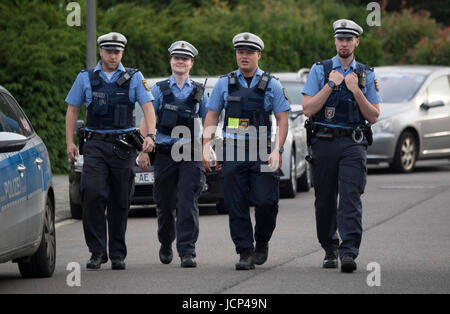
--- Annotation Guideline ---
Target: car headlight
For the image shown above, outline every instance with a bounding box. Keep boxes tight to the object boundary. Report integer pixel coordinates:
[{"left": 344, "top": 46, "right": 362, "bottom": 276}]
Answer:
[{"left": 372, "top": 119, "right": 393, "bottom": 133}]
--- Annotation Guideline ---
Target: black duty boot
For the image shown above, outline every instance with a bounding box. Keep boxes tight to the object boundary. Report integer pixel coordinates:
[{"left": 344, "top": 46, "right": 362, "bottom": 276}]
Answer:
[
  {"left": 323, "top": 250, "right": 338, "bottom": 269},
  {"left": 235, "top": 249, "right": 255, "bottom": 270},
  {"left": 180, "top": 255, "right": 197, "bottom": 268},
  {"left": 159, "top": 244, "right": 173, "bottom": 265},
  {"left": 253, "top": 242, "right": 269, "bottom": 265},
  {"left": 111, "top": 258, "right": 126, "bottom": 270},
  {"left": 340, "top": 254, "right": 357, "bottom": 273},
  {"left": 86, "top": 253, "right": 108, "bottom": 270}
]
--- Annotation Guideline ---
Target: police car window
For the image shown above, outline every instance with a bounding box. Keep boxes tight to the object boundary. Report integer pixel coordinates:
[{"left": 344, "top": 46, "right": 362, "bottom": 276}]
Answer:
[
  {"left": 427, "top": 75, "right": 450, "bottom": 105},
  {"left": 0, "top": 93, "right": 34, "bottom": 137},
  {"left": 377, "top": 73, "right": 426, "bottom": 102},
  {"left": 281, "top": 81, "right": 305, "bottom": 105}
]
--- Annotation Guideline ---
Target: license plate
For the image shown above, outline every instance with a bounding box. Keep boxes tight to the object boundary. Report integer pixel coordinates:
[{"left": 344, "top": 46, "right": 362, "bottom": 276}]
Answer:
[{"left": 135, "top": 172, "right": 154, "bottom": 185}]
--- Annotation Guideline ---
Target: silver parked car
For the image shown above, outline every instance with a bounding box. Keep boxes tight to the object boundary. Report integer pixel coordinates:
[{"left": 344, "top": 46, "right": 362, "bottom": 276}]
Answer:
[
  {"left": 0, "top": 85, "right": 55, "bottom": 278},
  {"left": 368, "top": 65, "right": 450, "bottom": 172}
]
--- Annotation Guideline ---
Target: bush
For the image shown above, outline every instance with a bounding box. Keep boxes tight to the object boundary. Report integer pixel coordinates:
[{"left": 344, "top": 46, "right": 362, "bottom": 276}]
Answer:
[
  {"left": 410, "top": 27, "right": 450, "bottom": 65},
  {"left": 373, "top": 8, "right": 443, "bottom": 64},
  {"left": 0, "top": 1, "right": 86, "bottom": 173},
  {"left": 0, "top": 0, "right": 447, "bottom": 173}
]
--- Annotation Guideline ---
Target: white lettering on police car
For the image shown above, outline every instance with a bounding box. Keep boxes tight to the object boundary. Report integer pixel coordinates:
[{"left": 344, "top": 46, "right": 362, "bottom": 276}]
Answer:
[{"left": 4, "top": 177, "right": 22, "bottom": 199}]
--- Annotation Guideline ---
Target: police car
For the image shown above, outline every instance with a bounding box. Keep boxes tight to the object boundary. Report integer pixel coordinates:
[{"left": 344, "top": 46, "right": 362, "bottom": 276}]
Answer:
[{"left": 0, "top": 86, "right": 55, "bottom": 278}]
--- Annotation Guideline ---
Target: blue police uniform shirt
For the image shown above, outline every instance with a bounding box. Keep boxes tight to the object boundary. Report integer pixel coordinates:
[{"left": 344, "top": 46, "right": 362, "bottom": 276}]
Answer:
[
  {"left": 207, "top": 67, "right": 291, "bottom": 139},
  {"left": 65, "top": 61, "right": 154, "bottom": 134},
  {"left": 152, "top": 76, "right": 208, "bottom": 146},
  {"left": 302, "top": 55, "right": 382, "bottom": 104}
]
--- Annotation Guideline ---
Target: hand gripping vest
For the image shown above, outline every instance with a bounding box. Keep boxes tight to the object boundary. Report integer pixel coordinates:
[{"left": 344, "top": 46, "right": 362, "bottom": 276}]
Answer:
[
  {"left": 313, "top": 59, "right": 371, "bottom": 128},
  {"left": 86, "top": 68, "right": 137, "bottom": 130},
  {"left": 155, "top": 79, "right": 204, "bottom": 136},
  {"left": 223, "top": 71, "right": 273, "bottom": 138}
]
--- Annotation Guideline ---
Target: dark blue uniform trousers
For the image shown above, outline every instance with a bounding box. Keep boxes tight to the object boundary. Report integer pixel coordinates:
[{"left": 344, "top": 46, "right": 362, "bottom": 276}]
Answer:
[
  {"left": 311, "top": 136, "right": 367, "bottom": 258},
  {"left": 153, "top": 154, "right": 205, "bottom": 257},
  {"left": 222, "top": 147, "right": 280, "bottom": 254},
  {"left": 80, "top": 140, "right": 136, "bottom": 260}
]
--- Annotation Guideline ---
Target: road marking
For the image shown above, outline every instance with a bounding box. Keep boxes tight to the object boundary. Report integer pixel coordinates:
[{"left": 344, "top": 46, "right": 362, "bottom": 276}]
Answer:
[{"left": 56, "top": 219, "right": 78, "bottom": 229}]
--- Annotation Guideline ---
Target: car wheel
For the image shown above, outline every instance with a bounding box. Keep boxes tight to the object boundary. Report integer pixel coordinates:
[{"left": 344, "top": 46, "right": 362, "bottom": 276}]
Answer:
[
  {"left": 70, "top": 194, "right": 82, "bottom": 220},
  {"left": 390, "top": 131, "right": 418, "bottom": 173},
  {"left": 280, "top": 152, "right": 297, "bottom": 198},
  {"left": 216, "top": 199, "right": 228, "bottom": 214},
  {"left": 297, "top": 159, "right": 312, "bottom": 192},
  {"left": 18, "top": 196, "right": 56, "bottom": 278}
]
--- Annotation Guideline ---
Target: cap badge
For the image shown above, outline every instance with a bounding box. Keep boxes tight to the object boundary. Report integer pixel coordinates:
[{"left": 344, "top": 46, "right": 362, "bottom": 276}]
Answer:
[
  {"left": 244, "top": 34, "right": 250, "bottom": 40},
  {"left": 341, "top": 21, "right": 347, "bottom": 27},
  {"left": 112, "top": 35, "right": 118, "bottom": 40},
  {"left": 181, "top": 43, "right": 185, "bottom": 47}
]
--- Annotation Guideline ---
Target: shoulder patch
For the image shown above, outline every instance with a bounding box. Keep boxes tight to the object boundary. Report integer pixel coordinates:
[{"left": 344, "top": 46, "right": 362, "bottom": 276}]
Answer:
[
  {"left": 283, "top": 88, "right": 289, "bottom": 101},
  {"left": 374, "top": 79, "right": 379, "bottom": 92},
  {"left": 143, "top": 80, "right": 151, "bottom": 91}
]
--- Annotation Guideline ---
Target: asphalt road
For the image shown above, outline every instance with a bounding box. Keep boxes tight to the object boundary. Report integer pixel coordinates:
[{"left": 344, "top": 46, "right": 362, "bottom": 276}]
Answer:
[{"left": 0, "top": 160, "right": 449, "bottom": 294}]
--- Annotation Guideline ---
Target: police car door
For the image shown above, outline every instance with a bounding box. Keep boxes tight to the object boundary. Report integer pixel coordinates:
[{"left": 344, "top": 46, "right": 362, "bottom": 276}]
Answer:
[
  {"left": 1, "top": 93, "right": 45, "bottom": 244},
  {"left": 0, "top": 97, "right": 28, "bottom": 255}
]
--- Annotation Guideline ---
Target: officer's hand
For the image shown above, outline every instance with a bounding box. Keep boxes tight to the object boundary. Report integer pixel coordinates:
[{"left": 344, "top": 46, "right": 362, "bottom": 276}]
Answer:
[
  {"left": 142, "top": 137, "right": 154, "bottom": 153},
  {"left": 138, "top": 151, "right": 150, "bottom": 171},
  {"left": 344, "top": 73, "right": 359, "bottom": 93},
  {"left": 202, "top": 144, "right": 217, "bottom": 172},
  {"left": 67, "top": 143, "right": 78, "bottom": 162},
  {"left": 268, "top": 150, "right": 282, "bottom": 172},
  {"left": 329, "top": 70, "right": 344, "bottom": 85}
]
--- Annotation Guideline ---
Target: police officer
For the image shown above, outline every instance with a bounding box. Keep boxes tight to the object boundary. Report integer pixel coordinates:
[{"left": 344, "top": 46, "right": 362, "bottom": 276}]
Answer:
[
  {"left": 302, "top": 20, "right": 381, "bottom": 273},
  {"left": 65, "top": 32, "right": 156, "bottom": 270},
  {"left": 138, "top": 41, "right": 208, "bottom": 268},
  {"left": 203, "top": 32, "right": 290, "bottom": 270}
]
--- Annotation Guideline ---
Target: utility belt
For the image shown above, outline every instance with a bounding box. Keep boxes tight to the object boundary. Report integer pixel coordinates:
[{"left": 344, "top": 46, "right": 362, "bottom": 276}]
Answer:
[
  {"left": 78, "top": 129, "right": 144, "bottom": 154},
  {"left": 87, "top": 132, "right": 124, "bottom": 142},
  {"left": 305, "top": 120, "right": 373, "bottom": 146}
]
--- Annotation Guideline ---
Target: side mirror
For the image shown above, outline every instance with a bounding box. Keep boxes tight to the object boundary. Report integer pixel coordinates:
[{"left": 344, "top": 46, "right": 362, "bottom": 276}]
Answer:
[
  {"left": 0, "top": 132, "right": 27, "bottom": 153},
  {"left": 289, "top": 104, "right": 304, "bottom": 120},
  {"left": 289, "top": 110, "right": 304, "bottom": 120},
  {"left": 421, "top": 100, "right": 445, "bottom": 110}
]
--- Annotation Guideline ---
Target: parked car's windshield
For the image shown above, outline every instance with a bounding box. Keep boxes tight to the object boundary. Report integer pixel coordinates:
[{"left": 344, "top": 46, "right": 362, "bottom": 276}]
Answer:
[
  {"left": 377, "top": 73, "right": 426, "bottom": 103},
  {"left": 281, "top": 81, "right": 305, "bottom": 105}
]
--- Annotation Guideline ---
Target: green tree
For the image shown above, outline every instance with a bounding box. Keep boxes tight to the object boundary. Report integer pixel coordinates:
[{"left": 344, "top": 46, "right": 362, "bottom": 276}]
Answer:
[
  {"left": 0, "top": 0, "right": 447, "bottom": 173},
  {"left": 0, "top": 1, "right": 86, "bottom": 173}
]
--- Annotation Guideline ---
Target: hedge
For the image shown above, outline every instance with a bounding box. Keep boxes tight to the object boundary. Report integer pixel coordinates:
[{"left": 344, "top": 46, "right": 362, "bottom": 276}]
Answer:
[{"left": 0, "top": 0, "right": 448, "bottom": 173}]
